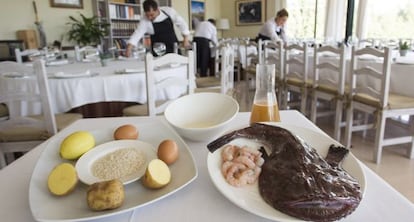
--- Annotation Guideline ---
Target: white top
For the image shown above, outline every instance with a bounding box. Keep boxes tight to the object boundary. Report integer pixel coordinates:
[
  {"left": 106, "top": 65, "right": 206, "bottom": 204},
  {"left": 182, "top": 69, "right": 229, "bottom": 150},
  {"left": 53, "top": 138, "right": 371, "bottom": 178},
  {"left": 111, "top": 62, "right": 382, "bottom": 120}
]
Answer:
[
  {"left": 258, "top": 17, "right": 286, "bottom": 42},
  {"left": 194, "top": 21, "right": 218, "bottom": 45},
  {"left": 127, "top": 7, "right": 190, "bottom": 47},
  {"left": 1, "top": 111, "right": 414, "bottom": 222}
]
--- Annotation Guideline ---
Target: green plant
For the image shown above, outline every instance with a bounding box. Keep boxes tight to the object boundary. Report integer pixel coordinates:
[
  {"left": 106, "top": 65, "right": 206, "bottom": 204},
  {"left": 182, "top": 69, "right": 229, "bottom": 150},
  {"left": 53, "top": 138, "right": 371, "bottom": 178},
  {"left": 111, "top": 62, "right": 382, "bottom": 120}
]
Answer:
[
  {"left": 67, "top": 13, "right": 109, "bottom": 46},
  {"left": 399, "top": 41, "right": 409, "bottom": 50}
]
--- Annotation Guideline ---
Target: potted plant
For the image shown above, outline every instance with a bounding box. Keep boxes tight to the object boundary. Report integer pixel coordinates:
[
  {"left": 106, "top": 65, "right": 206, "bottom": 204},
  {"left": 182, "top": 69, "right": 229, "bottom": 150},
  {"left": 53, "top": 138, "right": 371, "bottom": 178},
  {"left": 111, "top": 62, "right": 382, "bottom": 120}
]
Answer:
[
  {"left": 399, "top": 41, "right": 409, "bottom": 56},
  {"left": 67, "top": 13, "right": 109, "bottom": 47}
]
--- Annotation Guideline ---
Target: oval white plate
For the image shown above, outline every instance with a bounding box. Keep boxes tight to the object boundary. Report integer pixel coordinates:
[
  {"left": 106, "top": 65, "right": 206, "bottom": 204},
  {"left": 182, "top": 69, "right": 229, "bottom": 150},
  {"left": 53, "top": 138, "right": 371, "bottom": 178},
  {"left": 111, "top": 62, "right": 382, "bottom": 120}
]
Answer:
[
  {"left": 76, "top": 140, "right": 157, "bottom": 185},
  {"left": 207, "top": 122, "right": 366, "bottom": 222}
]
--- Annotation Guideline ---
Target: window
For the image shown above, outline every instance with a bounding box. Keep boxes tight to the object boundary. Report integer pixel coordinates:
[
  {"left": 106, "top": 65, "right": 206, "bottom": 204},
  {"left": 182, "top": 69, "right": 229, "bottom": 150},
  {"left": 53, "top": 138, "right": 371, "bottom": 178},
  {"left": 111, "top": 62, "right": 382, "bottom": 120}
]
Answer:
[
  {"left": 286, "top": 0, "right": 328, "bottom": 39},
  {"left": 365, "top": 0, "right": 414, "bottom": 39}
]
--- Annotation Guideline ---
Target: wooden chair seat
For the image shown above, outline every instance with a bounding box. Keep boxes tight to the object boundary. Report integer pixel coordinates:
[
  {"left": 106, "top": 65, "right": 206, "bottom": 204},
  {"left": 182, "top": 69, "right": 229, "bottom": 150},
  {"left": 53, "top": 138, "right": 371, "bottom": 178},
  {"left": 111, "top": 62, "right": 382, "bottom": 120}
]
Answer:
[
  {"left": 122, "top": 100, "right": 167, "bottom": 116},
  {"left": 0, "top": 113, "right": 81, "bottom": 142},
  {"left": 353, "top": 93, "right": 414, "bottom": 109},
  {"left": 196, "top": 76, "right": 220, "bottom": 88}
]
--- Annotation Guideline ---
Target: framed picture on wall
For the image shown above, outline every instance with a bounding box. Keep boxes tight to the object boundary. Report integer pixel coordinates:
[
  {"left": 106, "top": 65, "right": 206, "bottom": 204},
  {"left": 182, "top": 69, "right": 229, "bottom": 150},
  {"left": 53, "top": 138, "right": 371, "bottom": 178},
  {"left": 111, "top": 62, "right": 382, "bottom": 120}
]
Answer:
[
  {"left": 236, "top": 0, "right": 265, "bottom": 26},
  {"left": 189, "top": 0, "right": 205, "bottom": 30},
  {"left": 50, "top": 0, "right": 83, "bottom": 9}
]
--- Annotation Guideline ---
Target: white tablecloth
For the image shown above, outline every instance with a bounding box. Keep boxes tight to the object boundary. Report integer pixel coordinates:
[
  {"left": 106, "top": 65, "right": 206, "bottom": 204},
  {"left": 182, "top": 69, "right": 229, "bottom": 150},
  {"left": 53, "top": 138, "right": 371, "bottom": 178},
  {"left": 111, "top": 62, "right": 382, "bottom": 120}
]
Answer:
[
  {"left": 1, "top": 110, "right": 413, "bottom": 221},
  {"left": 0, "top": 59, "right": 190, "bottom": 115}
]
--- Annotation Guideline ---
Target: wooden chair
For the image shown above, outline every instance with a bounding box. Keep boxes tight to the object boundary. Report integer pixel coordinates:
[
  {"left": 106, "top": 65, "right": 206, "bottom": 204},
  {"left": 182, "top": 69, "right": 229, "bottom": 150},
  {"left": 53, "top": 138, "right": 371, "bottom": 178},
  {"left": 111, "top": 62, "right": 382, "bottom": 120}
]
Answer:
[
  {"left": 242, "top": 39, "right": 262, "bottom": 90},
  {"left": 195, "top": 44, "right": 235, "bottom": 95},
  {"left": 0, "top": 60, "right": 82, "bottom": 168},
  {"left": 14, "top": 48, "right": 41, "bottom": 64},
  {"left": 281, "top": 42, "right": 310, "bottom": 115},
  {"left": 344, "top": 46, "right": 414, "bottom": 164},
  {"left": 310, "top": 44, "right": 347, "bottom": 141},
  {"left": 263, "top": 40, "right": 284, "bottom": 105},
  {"left": 122, "top": 51, "right": 195, "bottom": 117}
]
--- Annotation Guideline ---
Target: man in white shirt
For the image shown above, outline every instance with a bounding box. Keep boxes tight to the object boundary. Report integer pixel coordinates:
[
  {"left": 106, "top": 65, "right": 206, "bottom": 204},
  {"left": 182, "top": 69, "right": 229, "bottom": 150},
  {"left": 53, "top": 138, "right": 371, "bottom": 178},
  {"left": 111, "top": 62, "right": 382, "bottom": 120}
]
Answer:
[
  {"left": 256, "top": 9, "right": 289, "bottom": 43},
  {"left": 126, "top": 0, "right": 190, "bottom": 57},
  {"left": 193, "top": 19, "right": 218, "bottom": 77}
]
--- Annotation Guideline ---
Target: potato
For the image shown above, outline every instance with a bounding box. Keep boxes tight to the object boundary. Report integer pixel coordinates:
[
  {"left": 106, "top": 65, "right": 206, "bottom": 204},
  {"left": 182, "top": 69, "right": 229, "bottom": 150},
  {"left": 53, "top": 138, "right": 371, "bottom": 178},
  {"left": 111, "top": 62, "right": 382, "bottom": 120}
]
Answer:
[
  {"left": 47, "top": 163, "right": 78, "bottom": 196},
  {"left": 142, "top": 159, "right": 171, "bottom": 189},
  {"left": 60, "top": 131, "right": 95, "bottom": 160},
  {"left": 86, "top": 179, "right": 124, "bottom": 211}
]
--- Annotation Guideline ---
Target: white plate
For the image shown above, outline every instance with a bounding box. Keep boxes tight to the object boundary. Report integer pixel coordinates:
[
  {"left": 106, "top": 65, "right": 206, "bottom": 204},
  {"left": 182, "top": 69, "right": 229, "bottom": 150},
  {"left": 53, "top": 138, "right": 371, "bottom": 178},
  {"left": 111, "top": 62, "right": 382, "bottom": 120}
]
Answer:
[
  {"left": 75, "top": 140, "right": 157, "bottom": 185},
  {"left": 29, "top": 119, "right": 198, "bottom": 222},
  {"left": 207, "top": 122, "right": 366, "bottom": 222}
]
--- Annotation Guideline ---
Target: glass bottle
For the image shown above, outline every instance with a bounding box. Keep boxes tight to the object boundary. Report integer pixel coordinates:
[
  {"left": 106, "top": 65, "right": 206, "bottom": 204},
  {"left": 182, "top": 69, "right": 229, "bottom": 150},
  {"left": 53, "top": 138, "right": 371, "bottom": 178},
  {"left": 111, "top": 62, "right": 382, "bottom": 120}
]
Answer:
[
  {"left": 250, "top": 64, "right": 281, "bottom": 124},
  {"left": 143, "top": 34, "right": 151, "bottom": 53}
]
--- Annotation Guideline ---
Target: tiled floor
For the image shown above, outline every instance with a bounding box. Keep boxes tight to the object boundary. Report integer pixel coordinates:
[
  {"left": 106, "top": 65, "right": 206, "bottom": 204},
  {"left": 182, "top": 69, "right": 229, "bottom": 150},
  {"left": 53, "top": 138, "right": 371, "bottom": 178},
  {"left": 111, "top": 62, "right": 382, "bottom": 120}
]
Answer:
[{"left": 234, "top": 81, "right": 414, "bottom": 203}]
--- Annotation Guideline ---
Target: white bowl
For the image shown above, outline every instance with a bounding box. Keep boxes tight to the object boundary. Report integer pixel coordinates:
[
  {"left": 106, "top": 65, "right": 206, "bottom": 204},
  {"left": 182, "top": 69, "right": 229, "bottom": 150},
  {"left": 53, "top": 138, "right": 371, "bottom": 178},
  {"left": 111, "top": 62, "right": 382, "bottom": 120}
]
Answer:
[{"left": 164, "top": 93, "right": 239, "bottom": 142}]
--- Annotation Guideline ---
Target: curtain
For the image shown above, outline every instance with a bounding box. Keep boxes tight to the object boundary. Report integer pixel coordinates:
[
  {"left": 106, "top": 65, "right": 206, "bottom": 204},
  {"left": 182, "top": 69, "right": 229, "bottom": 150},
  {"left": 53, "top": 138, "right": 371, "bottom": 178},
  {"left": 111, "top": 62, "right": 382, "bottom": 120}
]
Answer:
[{"left": 324, "top": 1, "right": 347, "bottom": 42}]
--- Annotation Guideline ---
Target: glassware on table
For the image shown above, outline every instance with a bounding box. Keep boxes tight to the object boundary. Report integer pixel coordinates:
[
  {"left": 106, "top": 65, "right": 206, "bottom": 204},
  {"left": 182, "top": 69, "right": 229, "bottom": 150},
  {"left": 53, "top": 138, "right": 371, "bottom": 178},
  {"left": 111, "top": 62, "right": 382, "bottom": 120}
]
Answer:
[
  {"left": 153, "top": 42, "right": 166, "bottom": 56},
  {"left": 143, "top": 34, "right": 151, "bottom": 53},
  {"left": 250, "top": 64, "right": 281, "bottom": 124}
]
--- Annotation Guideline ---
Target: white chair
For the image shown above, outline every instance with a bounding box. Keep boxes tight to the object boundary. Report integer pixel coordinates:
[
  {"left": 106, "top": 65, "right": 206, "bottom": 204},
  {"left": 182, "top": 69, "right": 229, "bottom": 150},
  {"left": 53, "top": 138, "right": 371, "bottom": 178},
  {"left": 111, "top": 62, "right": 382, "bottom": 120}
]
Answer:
[
  {"left": 282, "top": 42, "right": 310, "bottom": 115},
  {"left": 74, "top": 45, "right": 100, "bottom": 62},
  {"left": 344, "top": 46, "right": 414, "bottom": 164},
  {"left": 263, "top": 40, "right": 284, "bottom": 105},
  {"left": 195, "top": 44, "right": 235, "bottom": 95},
  {"left": 122, "top": 51, "right": 195, "bottom": 117},
  {"left": 310, "top": 44, "right": 347, "bottom": 141},
  {"left": 14, "top": 48, "right": 41, "bottom": 63},
  {"left": 0, "top": 60, "right": 82, "bottom": 168},
  {"left": 242, "top": 39, "right": 262, "bottom": 90}
]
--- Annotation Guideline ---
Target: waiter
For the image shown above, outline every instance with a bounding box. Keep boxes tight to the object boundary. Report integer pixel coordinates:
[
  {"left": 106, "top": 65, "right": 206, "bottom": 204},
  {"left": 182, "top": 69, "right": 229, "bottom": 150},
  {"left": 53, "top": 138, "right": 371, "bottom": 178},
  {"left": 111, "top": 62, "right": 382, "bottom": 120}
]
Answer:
[
  {"left": 256, "top": 8, "right": 289, "bottom": 43},
  {"left": 126, "top": 0, "right": 190, "bottom": 57},
  {"left": 193, "top": 19, "right": 218, "bottom": 77}
]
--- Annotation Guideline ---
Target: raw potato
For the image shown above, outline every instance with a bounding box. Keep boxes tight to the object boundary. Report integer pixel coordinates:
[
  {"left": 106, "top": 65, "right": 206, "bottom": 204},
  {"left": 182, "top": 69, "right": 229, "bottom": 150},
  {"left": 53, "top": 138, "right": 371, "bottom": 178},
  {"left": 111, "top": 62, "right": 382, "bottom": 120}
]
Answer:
[
  {"left": 87, "top": 179, "right": 125, "bottom": 211},
  {"left": 142, "top": 159, "right": 171, "bottom": 189},
  {"left": 60, "top": 131, "right": 95, "bottom": 160},
  {"left": 47, "top": 163, "right": 78, "bottom": 196}
]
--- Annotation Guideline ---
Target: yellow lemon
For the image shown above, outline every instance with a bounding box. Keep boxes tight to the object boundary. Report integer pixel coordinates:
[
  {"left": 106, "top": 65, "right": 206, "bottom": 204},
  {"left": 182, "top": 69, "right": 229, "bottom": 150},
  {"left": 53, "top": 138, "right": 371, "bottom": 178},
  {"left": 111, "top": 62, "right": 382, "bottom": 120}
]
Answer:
[{"left": 60, "top": 131, "right": 95, "bottom": 160}]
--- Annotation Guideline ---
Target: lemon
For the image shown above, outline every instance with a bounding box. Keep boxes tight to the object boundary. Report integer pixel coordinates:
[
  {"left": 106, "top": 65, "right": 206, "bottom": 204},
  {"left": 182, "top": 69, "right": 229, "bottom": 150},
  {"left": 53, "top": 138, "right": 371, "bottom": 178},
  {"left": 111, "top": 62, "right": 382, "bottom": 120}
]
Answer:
[{"left": 60, "top": 131, "right": 95, "bottom": 160}]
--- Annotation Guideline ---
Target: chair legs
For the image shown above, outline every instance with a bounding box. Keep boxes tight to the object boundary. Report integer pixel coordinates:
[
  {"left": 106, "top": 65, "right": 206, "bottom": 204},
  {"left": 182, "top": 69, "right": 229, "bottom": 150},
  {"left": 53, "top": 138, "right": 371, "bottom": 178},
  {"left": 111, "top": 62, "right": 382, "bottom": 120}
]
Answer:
[
  {"left": 333, "top": 101, "right": 343, "bottom": 142},
  {"left": 374, "top": 113, "right": 386, "bottom": 164},
  {"left": 344, "top": 103, "right": 354, "bottom": 149}
]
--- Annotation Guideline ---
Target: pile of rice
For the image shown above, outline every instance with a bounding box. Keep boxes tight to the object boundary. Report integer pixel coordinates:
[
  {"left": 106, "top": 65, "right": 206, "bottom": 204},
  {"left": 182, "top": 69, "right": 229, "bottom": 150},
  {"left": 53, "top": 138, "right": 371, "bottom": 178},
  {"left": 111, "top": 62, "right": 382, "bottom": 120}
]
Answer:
[{"left": 91, "top": 148, "right": 145, "bottom": 180}]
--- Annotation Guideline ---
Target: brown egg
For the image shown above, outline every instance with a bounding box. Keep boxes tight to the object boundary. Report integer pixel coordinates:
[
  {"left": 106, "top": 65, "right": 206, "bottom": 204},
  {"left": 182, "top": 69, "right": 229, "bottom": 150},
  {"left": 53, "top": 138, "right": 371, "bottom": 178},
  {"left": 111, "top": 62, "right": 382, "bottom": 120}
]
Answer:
[
  {"left": 113, "top": 124, "right": 139, "bottom": 140},
  {"left": 157, "top": 139, "right": 179, "bottom": 165}
]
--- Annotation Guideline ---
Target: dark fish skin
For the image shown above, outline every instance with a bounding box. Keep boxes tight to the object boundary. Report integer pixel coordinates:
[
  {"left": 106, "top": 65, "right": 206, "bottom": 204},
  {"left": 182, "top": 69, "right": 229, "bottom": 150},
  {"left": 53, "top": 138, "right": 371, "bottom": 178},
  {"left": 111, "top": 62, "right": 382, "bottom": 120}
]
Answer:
[{"left": 207, "top": 123, "right": 362, "bottom": 222}]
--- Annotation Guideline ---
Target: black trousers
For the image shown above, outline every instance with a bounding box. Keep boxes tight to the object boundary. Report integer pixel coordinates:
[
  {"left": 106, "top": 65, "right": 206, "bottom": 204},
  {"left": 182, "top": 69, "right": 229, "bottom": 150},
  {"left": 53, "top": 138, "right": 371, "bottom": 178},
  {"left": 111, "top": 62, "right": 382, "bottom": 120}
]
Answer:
[{"left": 193, "top": 37, "right": 211, "bottom": 77}]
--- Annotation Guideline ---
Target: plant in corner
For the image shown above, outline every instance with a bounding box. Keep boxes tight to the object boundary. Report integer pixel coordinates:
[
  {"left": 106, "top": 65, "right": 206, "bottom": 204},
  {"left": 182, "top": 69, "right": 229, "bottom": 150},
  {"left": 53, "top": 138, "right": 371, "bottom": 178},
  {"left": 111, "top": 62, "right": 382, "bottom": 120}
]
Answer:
[
  {"left": 66, "top": 13, "right": 109, "bottom": 46},
  {"left": 399, "top": 41, "right": 409, "bottom": 57}
]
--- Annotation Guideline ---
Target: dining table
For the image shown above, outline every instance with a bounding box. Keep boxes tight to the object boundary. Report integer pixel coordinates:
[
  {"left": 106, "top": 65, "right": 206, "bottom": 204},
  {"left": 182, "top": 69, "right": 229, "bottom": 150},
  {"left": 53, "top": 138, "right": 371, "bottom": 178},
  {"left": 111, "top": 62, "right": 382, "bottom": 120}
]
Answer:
[
  {"left": 1, "top": 110, "right": 414, "bottom": 222},
  {"left": 0, "top": 58, "right": 190, "bottom": 116}
]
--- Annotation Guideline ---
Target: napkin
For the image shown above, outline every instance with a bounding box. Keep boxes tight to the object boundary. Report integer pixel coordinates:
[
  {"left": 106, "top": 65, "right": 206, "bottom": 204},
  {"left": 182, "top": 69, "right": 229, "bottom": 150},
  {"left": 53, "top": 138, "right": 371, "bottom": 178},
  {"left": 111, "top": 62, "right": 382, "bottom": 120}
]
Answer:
[
  {"left": 114, "top": 68, "right": 145, "bottom": 74},
  {"left": 52, "top": 70, "right": 97, "bottom": 78}
]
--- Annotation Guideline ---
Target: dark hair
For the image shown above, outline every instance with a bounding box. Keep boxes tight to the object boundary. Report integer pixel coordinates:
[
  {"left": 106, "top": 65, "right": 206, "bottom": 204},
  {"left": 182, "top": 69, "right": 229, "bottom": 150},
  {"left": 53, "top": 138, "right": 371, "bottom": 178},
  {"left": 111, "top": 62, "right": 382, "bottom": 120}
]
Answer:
[
  {"left": 207, "top": 18, "right": 216, "bottom": 25},
  {"left": 276, "top": 8, "right": 289, "bottom": 18},
  {"left": 143, "top": 0, "right": 158, "bottom": 12}
]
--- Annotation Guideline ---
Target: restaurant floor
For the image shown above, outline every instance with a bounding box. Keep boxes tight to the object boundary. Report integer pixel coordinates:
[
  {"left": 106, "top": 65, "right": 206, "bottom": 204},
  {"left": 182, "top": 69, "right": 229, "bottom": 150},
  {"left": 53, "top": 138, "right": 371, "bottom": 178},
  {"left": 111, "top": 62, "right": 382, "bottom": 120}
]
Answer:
[{"left": 235, "top": 81, "right": 414, "bottom": 204}]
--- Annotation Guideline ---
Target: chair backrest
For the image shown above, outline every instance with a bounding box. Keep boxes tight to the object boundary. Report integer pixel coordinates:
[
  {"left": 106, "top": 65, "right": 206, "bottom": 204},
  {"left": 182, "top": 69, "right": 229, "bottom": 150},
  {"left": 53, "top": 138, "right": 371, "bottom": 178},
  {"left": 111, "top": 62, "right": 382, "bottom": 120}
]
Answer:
[
  {"left": 74, "top": 45, "right": 100, "bottom": 62},
  {"left": 350, "top": 46, "right": 392, "bottom": 108},
  {"left": 243, "top": 39, "right": 262, "bottom": 67},
  {"left": 145, "top": 51, "right": 195, "bottom": 117},
  {"left": 263, "top": 40, "right": 284, "bottom": 81},
  {"left": 220, "top": 45, "right": 235, "bottom": 94},
  {"left": 0, "top": 60, "right": 57, "bottom": 135},
  {"left": 284, "top": 42, "right": 309, "bottom": 83},
  {"left": 14, "top": 48, "right": 41, "bottom": 64},
  {"left": 313, "top": 44, "right": 347, "bottom": 95}
]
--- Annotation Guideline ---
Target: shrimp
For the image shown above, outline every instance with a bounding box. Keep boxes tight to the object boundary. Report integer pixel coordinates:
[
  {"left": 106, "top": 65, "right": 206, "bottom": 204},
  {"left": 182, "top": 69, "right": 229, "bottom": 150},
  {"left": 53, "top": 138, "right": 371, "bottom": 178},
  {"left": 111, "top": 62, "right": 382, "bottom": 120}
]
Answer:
[
  {"left": 239, "top": 167, "right": 262, "bottom": 184},
  {"left": 221, "top": 145, "right": 237, "bottom": 162},
  {"left": 233, "top": 155, "right": 256, "bottom": 169},
  {"left": 225, "top": 163, "right": 248, "bottom": 187},
  {"left": 221, "top": 161, "right": 234, "bottom": 176}
]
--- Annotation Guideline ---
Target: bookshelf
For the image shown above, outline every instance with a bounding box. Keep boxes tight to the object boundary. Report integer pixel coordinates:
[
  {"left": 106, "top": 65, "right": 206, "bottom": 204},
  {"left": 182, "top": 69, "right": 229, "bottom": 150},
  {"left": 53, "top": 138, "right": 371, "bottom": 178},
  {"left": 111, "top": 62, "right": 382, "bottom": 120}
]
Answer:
[{"left": 93, "top": 0, "right": 172, "bottom": 54}]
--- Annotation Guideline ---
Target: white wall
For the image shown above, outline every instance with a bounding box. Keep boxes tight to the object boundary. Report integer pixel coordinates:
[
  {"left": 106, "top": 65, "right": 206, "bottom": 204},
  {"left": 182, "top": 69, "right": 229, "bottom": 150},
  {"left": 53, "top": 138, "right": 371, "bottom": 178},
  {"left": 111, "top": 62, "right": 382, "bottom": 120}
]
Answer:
[{"left": 0, "top": 0, "right": 92, "bottom": 46}]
